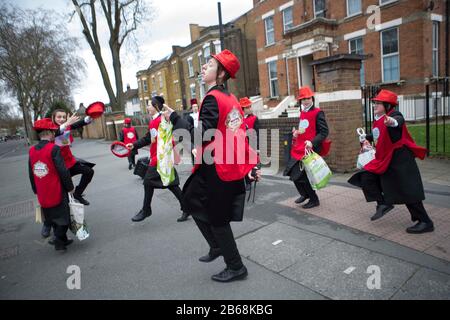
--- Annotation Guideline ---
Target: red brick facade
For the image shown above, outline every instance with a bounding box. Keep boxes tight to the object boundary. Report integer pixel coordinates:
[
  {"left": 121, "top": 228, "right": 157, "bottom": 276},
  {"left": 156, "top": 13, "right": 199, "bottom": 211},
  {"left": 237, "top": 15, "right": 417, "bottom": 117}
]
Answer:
[{"left": 253, "top": 0, "right": 448, "bottom": 105}]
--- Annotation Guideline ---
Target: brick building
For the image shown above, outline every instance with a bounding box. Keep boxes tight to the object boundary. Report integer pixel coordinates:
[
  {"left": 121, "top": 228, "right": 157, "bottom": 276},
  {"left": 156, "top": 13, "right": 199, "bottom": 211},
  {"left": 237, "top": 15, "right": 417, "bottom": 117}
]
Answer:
[
  {"left": 136, "top": 46, "right": 185, "bottom": 113},
  {"left": 179, "top": 10, "right": 260, "bottom": 111},
  {"left": 253, "top": 0, "right": 448, "bottom": 109}
]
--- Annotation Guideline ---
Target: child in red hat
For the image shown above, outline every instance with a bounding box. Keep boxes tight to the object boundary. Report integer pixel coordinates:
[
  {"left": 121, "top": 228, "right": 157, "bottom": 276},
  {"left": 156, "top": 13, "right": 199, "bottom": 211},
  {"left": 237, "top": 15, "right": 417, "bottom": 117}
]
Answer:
[
  {"left": 126, "top": 96, "right": 188, "bottom": 223},
  {"left": 162, "top": 49, "right": 261, "bottom": 283},
  {"left": 29, "top": 119, "right": 75, "bottom": 251},
  {"left": 284, "top": 86, "right": 330, "bottom": 209},
  {"left": 348, "top": 89, "right": 434, "bottom": 234},
  {"left": 119, "top": 118, "right": 139, "bottom": 170},
  {"left": 239, "top": 97, "right": 260, "bottom": 152}
]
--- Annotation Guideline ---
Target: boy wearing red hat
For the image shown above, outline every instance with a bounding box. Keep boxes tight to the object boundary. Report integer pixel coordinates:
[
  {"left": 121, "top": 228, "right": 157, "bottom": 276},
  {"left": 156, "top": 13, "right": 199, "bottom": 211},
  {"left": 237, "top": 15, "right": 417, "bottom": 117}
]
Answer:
[
  {"left": 284, "top": 86, "right": 330, "bottom": 209},
  {"left": 240, "top": 97, "right": 260, "bottom": 152},
  {"left": 119, "top": 118, "right": 139, "bottom": 170},
  {"left": 349, "top": 90, "right": 434, "bottom": 234},
  {"left": 163, "top": 49, "right": 261, "bottom": 283},
  {"left": 126, "top": 96, "right": 188, "bottom": 223},
  {"left": 51, "top": 109, "right": 95, "bottom": 206},
  {"left": 28, "top": 119, "right": 75, "bottom": 251}
]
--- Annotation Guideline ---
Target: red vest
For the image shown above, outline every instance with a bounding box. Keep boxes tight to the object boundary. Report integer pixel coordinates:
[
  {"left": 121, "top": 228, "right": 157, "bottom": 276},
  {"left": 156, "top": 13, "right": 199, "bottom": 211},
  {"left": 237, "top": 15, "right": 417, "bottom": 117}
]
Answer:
[
  {"left": 194, "top": 90, "right": 258, "bottom": 181},
  {"left": 244, "top": 114, "right": 257, "bottom": 130},
  {"left": 291, "top": 107, "right": 331, "bottom": 161},
  {"left": 59, "top": 127, "right": 77, "bottom": 169},
  {"left": 122, "top": 127, "right": 137, "bottom": 145},
  {"left": 148, "top": 116, "right": 162, "bottom": 167},
  {"left": 29, "top": 143, "right": 62, "bottom": 208},
  {"left": 364, "top": 111, "right": 427, "bottom": 174}
]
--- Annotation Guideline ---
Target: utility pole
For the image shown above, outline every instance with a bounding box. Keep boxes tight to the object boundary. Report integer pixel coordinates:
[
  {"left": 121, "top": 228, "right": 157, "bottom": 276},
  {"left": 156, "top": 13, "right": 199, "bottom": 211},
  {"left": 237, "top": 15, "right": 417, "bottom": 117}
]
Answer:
[{"left": 218, "top": 2, "right": 225, "bottom": 51}]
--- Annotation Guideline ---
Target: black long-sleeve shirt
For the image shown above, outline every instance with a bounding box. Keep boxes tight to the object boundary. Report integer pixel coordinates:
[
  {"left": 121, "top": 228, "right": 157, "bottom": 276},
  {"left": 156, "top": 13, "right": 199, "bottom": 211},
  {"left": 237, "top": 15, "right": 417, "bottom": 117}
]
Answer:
[
  {"left": 56, "top": 118, "right": 90, "bottom": 137},
  {"left": 28, "top": 140, "right": 74, "bottom": 194},
  {"left": 170, "top": 86, "right": 222, "bottom": 146}
]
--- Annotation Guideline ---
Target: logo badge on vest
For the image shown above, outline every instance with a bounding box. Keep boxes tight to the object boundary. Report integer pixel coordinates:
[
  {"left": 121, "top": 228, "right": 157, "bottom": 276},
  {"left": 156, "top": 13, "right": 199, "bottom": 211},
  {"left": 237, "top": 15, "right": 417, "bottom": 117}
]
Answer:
[
  {"left": 298, "top": 119, "right": 309, "bottom": 134},
  {"left": 127, "top": 132, "right": 135, "bottom": 139},
  {"left": 372, "top": 127, "right": 380, "bottom": 143},
  {"left": 33, "top": 161, "right": 49, "bottom": 178},
  {"left": 225, "top": 108, "right": 243, "bottom": 132}
]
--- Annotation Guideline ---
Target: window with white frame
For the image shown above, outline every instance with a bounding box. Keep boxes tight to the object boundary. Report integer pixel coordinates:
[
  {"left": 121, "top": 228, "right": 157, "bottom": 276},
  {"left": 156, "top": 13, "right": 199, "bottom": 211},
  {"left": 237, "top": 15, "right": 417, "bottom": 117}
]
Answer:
[
  {"left": 151, "top": 76, "right": 156, "bottom": 88},
  {"left": 214, "top": 42, "right": 221, "bottom": 54},
  {"left": 381, "top": 28, "right": 400, "bottom": 82},
  {"left": 432, "top": 21, "right": 439, "bottom": 77},
  {"left": 268, "top": 61, "right": 279, "bottom": 97},
  {"left": 349, "top": 37, "right": 365, "bottom": 86},
  {"left": 204, "top": 45, "right": 211, "bottom": 61},
  {"left": 172, "top": 61, "right": 177, "bottom": 73},
  {"left": 190, "top": 84, "right": 196, "bottom": 99},
  {"left": 159, "top": 74, "right": 163, "bottom": 89},
  {"left": 187, "top": 58, "right": 194, "bottom": 77},
  {"left": 347, "top": 0, "right": 361, "bottom": 17},
  {"left": 143, "top": 80, "right": 148, "bottom": 92},
  {"left": 198, "top": 52, "right": 203, "bottom": 67},
  {"left": 380, "top": 0, "right": 398, "bottom": 6},
  {"left": 264, "top": 16, "right": 275, "bottom": 46},
  {"left": 282, "top": 7, "right": 293, "bottom": 33},
  {"left": 314, "top": 0, "right": 325, "bottom": 18}
]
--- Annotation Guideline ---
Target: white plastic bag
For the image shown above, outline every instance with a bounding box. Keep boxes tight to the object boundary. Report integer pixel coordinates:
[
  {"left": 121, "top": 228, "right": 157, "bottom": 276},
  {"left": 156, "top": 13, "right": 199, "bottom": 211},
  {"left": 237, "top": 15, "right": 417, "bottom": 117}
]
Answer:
[
  {"left": 356, "top": 148, "right": 376, "bottom": 169},
  {"left": 302, "top": 150, "right": 332, "bottom": 190},
  {"left": 68, "top": 193, "right": 89, "bottom": 241}
]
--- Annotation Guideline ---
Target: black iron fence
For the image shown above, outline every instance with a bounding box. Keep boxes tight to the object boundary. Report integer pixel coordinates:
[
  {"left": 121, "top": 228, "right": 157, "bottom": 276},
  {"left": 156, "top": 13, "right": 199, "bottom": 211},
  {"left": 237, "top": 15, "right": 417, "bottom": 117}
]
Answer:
[{"left": 361, "top": 78, "right": 450, "bottom": 157}]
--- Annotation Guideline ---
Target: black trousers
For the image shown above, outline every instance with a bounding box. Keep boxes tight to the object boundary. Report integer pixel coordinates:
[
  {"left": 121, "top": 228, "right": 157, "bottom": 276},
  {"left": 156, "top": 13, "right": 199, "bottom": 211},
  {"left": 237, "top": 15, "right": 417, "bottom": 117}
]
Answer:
[
  {"left": 193, "top": 217, "right": 243, "bottom": 270},
  {"left": 53, "top": 223, "right": 69, "bottom": 242},
  {"left": 128, "top": 150, "right": 137, "bottom": 166},
  {"left": 69, "top": 162, "right": 94, "bottom": 196},
  {"left": 293, "top": 169, "right": 318, "bottom": 202},
  {"left": 359, "top": 171, "right": 432, "bottom": 223},
  {"left": 142, "top": 184, "right": 183, "bottom": 215}
]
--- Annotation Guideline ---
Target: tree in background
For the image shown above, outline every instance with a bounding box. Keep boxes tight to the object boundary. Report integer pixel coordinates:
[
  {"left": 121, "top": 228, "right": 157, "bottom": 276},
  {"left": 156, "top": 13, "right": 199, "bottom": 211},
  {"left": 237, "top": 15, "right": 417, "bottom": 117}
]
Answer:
[
  {"left": 44, "top": 100, "right": 73, "bottom": 118},
  {"left": 0, "top": 4, "right": 85, "bottom": 143},
  {"left": 71, "top": 0, "right": 152, "bottom": 112}
]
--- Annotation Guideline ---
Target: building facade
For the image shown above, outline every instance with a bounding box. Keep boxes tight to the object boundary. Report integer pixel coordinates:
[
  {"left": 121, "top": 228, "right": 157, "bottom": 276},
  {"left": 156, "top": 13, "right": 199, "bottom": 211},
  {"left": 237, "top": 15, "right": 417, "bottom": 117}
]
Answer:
[
  {"left": 124, "top": 84, "right": 140, "bottom": 116},
  {"left": 136, "top": 46, "right": 185, "bottom": 113},
  {"left": 253, "top": 0, "right": 448, "bottom": 107}
]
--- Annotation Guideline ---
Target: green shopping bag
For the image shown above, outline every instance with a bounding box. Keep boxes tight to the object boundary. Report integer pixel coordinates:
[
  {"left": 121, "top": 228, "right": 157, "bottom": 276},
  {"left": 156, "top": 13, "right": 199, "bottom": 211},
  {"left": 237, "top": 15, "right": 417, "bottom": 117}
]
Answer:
[
  {"left": 157, "top": 117, "right": 176, "bottom": 186},
  {"left": 301, "top": 150, "right": 332, "bottom": 190}
]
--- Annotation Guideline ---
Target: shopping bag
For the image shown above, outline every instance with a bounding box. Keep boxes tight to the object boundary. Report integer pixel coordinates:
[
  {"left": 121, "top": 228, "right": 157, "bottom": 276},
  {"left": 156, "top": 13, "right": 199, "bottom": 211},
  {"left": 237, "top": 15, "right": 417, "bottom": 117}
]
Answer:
[
  {"left": 68, "top": 193, "right": 89, "bottom": 241},
  {"left": 356, "top": 148, "right": 376, "bottom": 169},
  {"left": 35, "top": 204, "right": 43, "bottom": 223},
  {"left": 157, "top": 117, "right": 176, "bottom": 186},
  {"left": 301, "top": 150, "right": 332, "bottom": 190}
]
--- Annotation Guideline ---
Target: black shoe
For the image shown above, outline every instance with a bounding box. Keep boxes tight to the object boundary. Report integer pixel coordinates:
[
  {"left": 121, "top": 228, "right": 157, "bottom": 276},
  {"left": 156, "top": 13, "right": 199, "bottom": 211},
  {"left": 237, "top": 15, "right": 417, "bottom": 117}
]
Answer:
[
  {"left": 41, "top": 224, "right": 51, "bottom": 238},
  {"left": 295, "top": 196, "right": 309, "bottom": 204},
  {"left": 49, "top": 237, "right": 73, "bottom": 246},
  {"left": 73, "top": 193, "right": 90, "bottom": 206},
  {"left": 370, "top": 204, "right": 394, "bottom": 221},
  {"left": 128, "top": 163, "right": 133, "bottom": 170},
  {"left": 177, "top": 212, "right": 189, "bottom": 222},
  {"left": 199, "top": 248, "right": 222, "bottom": 263},
  {"left": 302, "top": 200, "right": 320, "bottom": 209},
  {"left": 211, "top": 266, "right": 248, "bottom": 282},
  {"left": 131, "top": 209, "right": 151, "bottom": 222},
  {"left": 406, "top": 221, "right": 434, "bottom": 234},
  {"left": 54, "top": 238, "right": 73, "bottom": 251}
]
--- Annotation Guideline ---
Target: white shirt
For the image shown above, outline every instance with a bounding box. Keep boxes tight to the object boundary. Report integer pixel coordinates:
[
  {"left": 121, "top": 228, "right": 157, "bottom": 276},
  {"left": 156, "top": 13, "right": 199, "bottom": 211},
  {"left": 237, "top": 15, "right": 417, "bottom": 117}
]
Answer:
[{"left": 190, "top": 112, "right": 199, "bottom": 128}]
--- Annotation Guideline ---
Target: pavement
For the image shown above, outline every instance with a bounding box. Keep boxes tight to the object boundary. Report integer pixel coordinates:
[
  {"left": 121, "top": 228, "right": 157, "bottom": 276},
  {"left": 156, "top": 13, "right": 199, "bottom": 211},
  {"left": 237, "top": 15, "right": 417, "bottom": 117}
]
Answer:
[{"left": 0, "top": 138, "right": 449, "bottom": 300}]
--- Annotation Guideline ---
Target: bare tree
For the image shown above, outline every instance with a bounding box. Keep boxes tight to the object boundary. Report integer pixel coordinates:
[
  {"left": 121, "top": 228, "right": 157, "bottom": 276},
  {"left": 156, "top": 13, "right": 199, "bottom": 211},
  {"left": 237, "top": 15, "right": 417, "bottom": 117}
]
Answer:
[
  {"left": 0, "top": 5, "right": 85, "bottom": 143},
  {"left": 71, "top": 0, "right": 150, "bottom": 112}
]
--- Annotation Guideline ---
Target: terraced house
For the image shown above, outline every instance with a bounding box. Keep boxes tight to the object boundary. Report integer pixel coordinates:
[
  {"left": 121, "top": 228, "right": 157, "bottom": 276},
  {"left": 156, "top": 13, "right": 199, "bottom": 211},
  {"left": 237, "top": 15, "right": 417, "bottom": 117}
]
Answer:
[{"left": 253, "top": 0, "right": 448, "bottom": 113}]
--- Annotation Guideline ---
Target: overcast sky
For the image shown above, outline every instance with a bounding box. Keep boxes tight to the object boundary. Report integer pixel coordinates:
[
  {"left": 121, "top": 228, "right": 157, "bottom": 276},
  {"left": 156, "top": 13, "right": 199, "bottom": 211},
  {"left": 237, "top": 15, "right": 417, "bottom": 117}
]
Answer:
[{"left": 7, "top": 0, "right": 254, "bottom": 109}]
